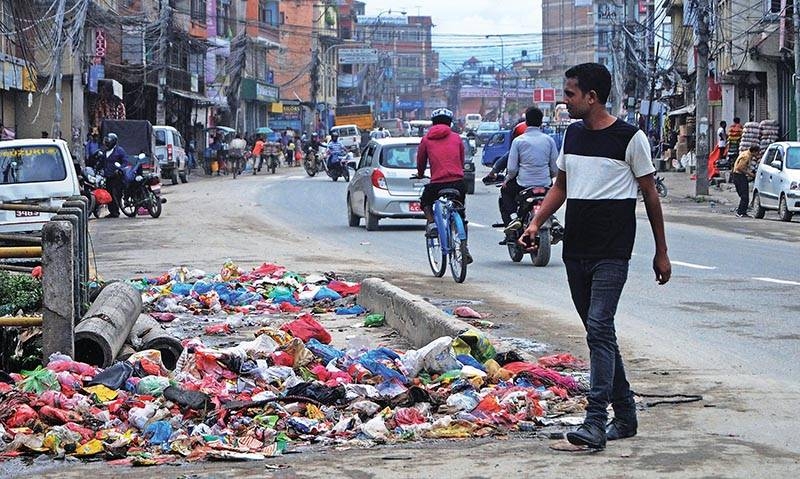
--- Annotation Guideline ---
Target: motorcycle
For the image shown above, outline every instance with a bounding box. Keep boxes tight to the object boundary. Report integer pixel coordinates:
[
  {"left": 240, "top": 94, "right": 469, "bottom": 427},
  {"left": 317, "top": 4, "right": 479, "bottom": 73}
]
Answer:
[
  {"left": 326, "top": 150, "right": 351, "bottom": 182},
  {"left": 78, "top": 165, "right": 111, "bottom": 218},
  {"left": 114, "top": 154, "right": 165, "bottom": 218},
  {"left": 303, "top": 145, "right": 326, "bottom": 177},
  {"left": 654, "top": 174, "right": 668, "bottom": 198},
  {"left": 502, "top": 186, "right": 562, "bottom": 266}
]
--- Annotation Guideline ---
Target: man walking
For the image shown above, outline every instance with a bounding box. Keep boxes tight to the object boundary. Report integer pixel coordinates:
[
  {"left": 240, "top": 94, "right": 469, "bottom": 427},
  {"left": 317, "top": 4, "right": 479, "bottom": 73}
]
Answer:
[
  {"left": 519, "top": 63, "right": 671, "bottom": 450},
  {"left": 732, "top": 145, "right": 758, "bottom": 217}
]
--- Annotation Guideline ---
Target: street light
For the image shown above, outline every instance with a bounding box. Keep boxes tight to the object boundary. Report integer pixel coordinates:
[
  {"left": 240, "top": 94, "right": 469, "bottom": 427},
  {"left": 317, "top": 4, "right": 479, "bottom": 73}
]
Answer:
[{"left": 486, "top": 34, "right": 505, "bottom": 123}]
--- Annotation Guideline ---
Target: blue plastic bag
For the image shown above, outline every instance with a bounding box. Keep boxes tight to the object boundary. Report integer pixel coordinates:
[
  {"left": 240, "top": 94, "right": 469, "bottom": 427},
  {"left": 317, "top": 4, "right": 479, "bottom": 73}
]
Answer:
[
  {"left": 144, "top": 421, "right": 173, "bottom": 445},
  {"left": 171, "top": 282, "right": 192, "bottom": 296},
  {"left": 313, "top": 286, "right": 341, "bottom": 301},
  {"left": 456, "top": 354, "right": 485, "bottom": 372},
  {"left": 306, "top": 338, "right": 344, "bottom": 364},
  {"left": 191, "top": 280, "right": 213, "bottom": 295},
  {"left": 360, "top": 358, "right": 407, "bottom": 384},
  {"left": 335, "top": 304, "right": 366, "bottom": 315}
]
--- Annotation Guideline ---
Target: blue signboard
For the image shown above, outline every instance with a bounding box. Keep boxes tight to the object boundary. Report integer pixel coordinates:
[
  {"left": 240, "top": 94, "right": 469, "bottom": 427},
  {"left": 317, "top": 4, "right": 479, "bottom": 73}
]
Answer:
[{"left": 398, "top": 100, "right": 424, "bottom": 110}]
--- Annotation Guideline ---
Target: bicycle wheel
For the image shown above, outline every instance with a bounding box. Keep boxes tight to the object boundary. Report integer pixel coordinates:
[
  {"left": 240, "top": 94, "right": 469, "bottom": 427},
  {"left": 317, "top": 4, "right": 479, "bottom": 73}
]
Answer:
[
  {"left": 426, "top": 228, "right": 446, "bottom": 277},
  {"left": 448, "top": 214, "right": 468, "bottom": 283}
]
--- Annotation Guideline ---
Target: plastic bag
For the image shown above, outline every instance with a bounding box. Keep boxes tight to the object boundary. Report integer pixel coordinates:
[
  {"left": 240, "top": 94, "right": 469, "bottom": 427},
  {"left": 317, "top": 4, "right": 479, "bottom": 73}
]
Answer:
[
  {"left": 394, "top": 407, "right": 427, "bottom": 425},
  {"left": 305, "top": 338, "right": 344, "bottom": 364},
  {"left": 451, "top": 330, "right": 496, "bottom": 363},
  {"left": 20, "top": 366, "right": 60, "bottom": 394},
  {"left": 136, "top": 375, "right": 171, "bottom": 396},
  {"left": 360, "top": 415, "right": 389, "bottom": 440},
  {"left": 401, "top": 336, "right": 461, "bottom": 377},
  {"left": 364, "top": 313, "right": 385, "bottom": 327},
  {"left": 446, "top": 390, "right": 480, "bottom": 412},
  {"left": 171, "top": 282, "right": 192, "bottom": 296},
  {"left": 144, "top": 421, "right": 173, "bottom": 445},
  {"left": 453, "top": 306, "right": 482, "bottom": 319},
  {"left": 128, "top": 402, "right": 157, "bottom": 430},
  {"left": 280, "top": 314, "right": 332, "bottom": 344},
  {"left": 335, "top": 304, "right": 366, "bottom": 315},
  {"left": 313, "top": 286, "right": 341, "bottom": 301},
  {"left": 191, "top": 280, "right": 213, "bottom": 295}
]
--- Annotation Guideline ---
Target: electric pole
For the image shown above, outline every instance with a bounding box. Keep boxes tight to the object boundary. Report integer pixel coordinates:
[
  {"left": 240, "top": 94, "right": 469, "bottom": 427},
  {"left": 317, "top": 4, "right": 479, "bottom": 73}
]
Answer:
[
  {"left": 156, "top": 4, "right": 170, "bottom": 125},
  {"left": 795, "top": 4, "right": 800, "bottom": 140},
  {"left": 694, "top": 0, "right": 710, "bottom": 196}
]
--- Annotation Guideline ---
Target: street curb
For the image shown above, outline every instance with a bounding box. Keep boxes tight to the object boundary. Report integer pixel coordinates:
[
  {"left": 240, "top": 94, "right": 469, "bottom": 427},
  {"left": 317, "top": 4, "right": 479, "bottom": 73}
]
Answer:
[{"left": 359, "top": 277, "right": 474, "bottom": 348}]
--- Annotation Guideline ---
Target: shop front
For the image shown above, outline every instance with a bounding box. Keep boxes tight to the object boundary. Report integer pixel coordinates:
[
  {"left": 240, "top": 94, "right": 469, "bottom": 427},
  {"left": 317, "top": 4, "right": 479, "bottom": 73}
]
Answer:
[{"left": 240, "top": 78, "right": 279, "bottom": 136}]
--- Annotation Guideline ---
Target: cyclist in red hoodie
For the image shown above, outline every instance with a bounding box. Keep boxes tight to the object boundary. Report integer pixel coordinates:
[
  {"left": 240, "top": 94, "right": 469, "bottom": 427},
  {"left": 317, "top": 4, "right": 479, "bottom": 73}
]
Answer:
[{"left": 414, "top": 108, "right": 472, "bottom": 263}]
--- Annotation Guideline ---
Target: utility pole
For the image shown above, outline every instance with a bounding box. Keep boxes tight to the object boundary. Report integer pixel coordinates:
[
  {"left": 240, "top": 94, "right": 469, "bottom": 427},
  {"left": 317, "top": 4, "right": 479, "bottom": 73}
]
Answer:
[
  {"left": 795, "top": 4, "right": 800, "bottom": 140},
  {"left": 156, "top": 4, "right": 169, "bottom": 125},
  {"left": 51, "top": 0, "right": 67, "bottom": 138},
  {"left": 694, "top": 0, "right": 710, "bottom": 195},
  {"left": 72, "top": 33, "right": 85, "bottom": 163}
]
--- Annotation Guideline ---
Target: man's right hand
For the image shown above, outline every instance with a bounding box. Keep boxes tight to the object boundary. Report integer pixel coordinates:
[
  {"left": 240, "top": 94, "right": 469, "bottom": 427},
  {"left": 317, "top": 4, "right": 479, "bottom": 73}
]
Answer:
[{"left": 518, "top": 222, "right": 540, "bottom": 252}]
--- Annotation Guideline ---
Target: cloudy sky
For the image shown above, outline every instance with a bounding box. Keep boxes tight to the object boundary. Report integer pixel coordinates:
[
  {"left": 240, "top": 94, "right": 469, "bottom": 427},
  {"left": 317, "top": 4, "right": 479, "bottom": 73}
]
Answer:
[
  {"left": 361, "top": 0, "right": 543, "bottom": 72},
  {"left": 362, "top": 0, "right": 542, "bottom": 35}
]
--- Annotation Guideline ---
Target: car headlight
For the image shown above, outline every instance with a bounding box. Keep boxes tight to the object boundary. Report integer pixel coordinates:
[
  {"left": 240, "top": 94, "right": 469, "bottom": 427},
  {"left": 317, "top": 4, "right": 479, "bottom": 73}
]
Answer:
[{"left": 464, "top": 163, "right": 474, "bottom": 172}]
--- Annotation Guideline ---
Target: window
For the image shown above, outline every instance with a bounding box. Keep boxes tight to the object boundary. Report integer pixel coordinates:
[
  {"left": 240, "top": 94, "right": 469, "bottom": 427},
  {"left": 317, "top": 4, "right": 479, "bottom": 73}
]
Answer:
[
  {"left": 259, "top": 0, "right": 278, "bottom": 26},
  {"left": 217, "top": 0, "right": 232, "bottom": 36},
  {"left": 786, "top": 147, "right": 800, "bottom": 169},
  {"left": 764, "top": 0, "right": 782, "bottom": 14},
  {"left": 762, "top": 147, "right": 778, "bottom": 165},
  {"left": 380, "top": 146, "right": 419, "bottom": 168},
  {"left": 191, "top": 0, "right": 207, "bottom": 23},
  {"left": 155, "top": 130, "right": 167, "bottom": 146},
  {"left": 188, "top": 53, "right": 204, "bottom": 77},
  {"left": 0, "top": 146, "right": 67, "bottom": 184}
]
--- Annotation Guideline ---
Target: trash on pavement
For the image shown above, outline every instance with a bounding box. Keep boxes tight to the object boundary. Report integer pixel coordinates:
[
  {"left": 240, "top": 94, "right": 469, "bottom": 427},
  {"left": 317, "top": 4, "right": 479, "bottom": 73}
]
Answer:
[{"left": 0, "top": 261, "right": 590, "bottom": 465}]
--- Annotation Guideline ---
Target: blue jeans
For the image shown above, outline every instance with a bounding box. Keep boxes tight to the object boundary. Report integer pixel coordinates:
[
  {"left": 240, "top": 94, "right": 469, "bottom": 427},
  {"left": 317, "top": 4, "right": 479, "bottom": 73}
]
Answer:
[{"left": 564, "top": 258, "right": 636, "bottom": 428}]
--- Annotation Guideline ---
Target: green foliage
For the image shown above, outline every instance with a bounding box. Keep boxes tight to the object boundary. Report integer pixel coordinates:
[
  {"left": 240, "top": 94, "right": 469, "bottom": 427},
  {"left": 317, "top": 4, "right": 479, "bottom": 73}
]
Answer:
[{"left": 0, "top": 271, "right": 42, "bottom": 315}]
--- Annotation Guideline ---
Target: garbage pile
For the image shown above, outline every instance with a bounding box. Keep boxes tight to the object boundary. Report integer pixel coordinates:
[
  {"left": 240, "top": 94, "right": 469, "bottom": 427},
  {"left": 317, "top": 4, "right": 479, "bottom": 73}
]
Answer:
[{"left": 0, "top": 262, "right": 589, "bottom": 465}]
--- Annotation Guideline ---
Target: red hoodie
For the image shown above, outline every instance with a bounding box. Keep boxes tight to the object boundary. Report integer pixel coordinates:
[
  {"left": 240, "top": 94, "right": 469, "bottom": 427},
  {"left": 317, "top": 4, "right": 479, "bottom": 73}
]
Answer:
[{"left": 416, "top": 124, "right": 465, "bottom": 183}]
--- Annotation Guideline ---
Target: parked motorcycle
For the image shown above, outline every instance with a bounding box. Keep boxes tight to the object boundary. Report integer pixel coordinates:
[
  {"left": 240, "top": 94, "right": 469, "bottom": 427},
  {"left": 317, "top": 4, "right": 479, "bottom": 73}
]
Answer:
[
  {"left": 78, "top": 165, "right": 110, "bottom": 218},
  {"left": 114, "top": 154, "right": 165, "bottom": 218},
  {"left": 502, "top": 186, "right": 562, "bottom": 266}
]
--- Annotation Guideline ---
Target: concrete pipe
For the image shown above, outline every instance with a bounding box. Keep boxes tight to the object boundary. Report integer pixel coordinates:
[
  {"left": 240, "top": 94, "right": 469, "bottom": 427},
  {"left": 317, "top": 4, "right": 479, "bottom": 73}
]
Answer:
[
  {"left": 74, "top": 282, "right": 142, "bottom": 367},
  {"left": 128, "top": 314, "right": 183, "bottom": 370}
]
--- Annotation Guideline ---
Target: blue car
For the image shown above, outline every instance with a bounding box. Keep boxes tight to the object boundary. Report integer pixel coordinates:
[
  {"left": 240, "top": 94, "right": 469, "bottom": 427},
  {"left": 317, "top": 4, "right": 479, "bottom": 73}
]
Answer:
[{"left": 481, "top": 130, "right": 512, "bottom": 166}]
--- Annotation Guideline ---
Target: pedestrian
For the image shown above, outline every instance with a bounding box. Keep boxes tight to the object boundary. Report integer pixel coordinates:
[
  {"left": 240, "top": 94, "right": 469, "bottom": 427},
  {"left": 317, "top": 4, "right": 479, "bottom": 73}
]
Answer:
[
  {"left": 732, "top": 145, "right": 758, "bottom": 217},
  {"left": 717, "top": 120, "right": 728, "bottom": 155},
  {"left": 251, "top": 134, "right": 265, "bottom": 173},
  {"left": 84, "top": 127, "right": 102, "bottom": 167},
  {"left": 186, "top": 138, "right": 197, "bottom": 170},
  {"left": 519, "top": 62, "right": 671, "bottom": 450}
]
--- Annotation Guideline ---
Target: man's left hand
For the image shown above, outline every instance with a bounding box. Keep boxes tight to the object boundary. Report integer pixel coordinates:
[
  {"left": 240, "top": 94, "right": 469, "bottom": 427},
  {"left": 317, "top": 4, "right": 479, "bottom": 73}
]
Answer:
[{"left": 653, "top": 252, "right": 671, "bottom": 285}]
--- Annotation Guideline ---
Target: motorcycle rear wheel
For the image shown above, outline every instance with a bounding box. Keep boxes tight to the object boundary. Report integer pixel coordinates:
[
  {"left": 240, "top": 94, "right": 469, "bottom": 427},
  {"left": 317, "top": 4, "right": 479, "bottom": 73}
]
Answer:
[
  {"left": 147, "top": 191, "right": 162, "bottom": 218},
  {"left": 303, "top": 156, "right": 316, "bottom": 177},
  {"left": 507, "top": 233, "right": 524, "bottom": 262},
  {"left": 531, "top": 228, "right": 551, "bottom": 266}
]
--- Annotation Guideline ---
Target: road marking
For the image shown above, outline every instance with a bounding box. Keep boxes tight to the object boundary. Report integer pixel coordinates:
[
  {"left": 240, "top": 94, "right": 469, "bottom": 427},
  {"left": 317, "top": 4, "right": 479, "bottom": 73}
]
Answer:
[
  {"left": 753, "top": 277, "right": 800, "bottom": 286},
  {"left": 671, "top": 261, "right": 717, "bottom": 270},
  {"left": 468, "top": 222, "right": 487, "bottom": 228},
  {"left": 287, "top": 175, "right": 306, "bottom": 180}
]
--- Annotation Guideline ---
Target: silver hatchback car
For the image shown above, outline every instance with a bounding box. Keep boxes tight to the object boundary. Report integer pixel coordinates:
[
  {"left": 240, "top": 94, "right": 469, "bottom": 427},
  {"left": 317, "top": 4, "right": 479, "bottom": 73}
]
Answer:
[{"left": 346, "top": 137, "right": 429, "bottom": 230}]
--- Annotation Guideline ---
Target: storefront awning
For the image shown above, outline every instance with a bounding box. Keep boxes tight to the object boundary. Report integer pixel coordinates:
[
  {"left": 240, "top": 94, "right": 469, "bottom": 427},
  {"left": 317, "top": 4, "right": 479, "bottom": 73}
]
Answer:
[
  {"left": 668, "top": 104, "right": 696, "bottom": 116},
  {"left": 169, "top": 89, "right": 217, "bottom": 106}
]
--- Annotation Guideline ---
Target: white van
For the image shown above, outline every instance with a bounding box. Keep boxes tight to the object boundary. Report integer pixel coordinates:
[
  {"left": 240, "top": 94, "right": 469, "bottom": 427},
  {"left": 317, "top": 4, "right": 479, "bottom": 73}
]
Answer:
[
  {"left": 153, "top": 125, "right": 189, "bottom": 185},
  {"left": 465, "top": 113, "right": 482, "bottom": 132},
  {"left": 0, "top": 139, "right": 81, "bottom": 233}
]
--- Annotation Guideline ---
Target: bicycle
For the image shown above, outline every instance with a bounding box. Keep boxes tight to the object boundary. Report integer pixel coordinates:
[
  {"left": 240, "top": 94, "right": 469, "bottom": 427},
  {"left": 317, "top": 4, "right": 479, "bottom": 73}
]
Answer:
[{"left": 413, "top": 176, "right": 469, "bottom": 283}]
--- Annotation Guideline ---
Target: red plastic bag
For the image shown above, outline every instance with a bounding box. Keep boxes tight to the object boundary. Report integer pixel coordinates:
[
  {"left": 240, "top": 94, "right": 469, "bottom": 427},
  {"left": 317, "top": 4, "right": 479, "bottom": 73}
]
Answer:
[
  {"left": 93, "top": 188, "right": 112, "bottom": 205},
  {"left": 7, "top": 404, "right": 38, "bottom": 428},
  {"left": 279, "top": 302, "right": 302, "bottom": 313},
  {"left": 394, "top": 407, "right": 426, "bottom": 425},
  {"left": 453, "top": 306, "right": 482, "bottom": 319},
  {"left": 326, "top": 280, "right": 361, "bottom": 296},
  {"left": 270, "top": 351, "right": 294, "bottom": 367},
  {"left": 205, "top": 323, "right": 232, "bottom": 335},
  {"left": 280, "top": 314, "right": 332, "bottom": 344}
]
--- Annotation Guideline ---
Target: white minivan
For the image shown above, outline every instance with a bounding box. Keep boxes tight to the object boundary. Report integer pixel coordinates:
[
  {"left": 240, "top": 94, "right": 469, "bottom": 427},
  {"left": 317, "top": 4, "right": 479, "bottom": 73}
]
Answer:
[
  {"left": 752, "top": 141, "right": 800, "bottom": 221},
  {"left": 0, "top": 139, "right": 81, "bottom": 233},
  {"left": 465, "top": 113, "right": 482, "bottom": 132},
  {"left": 153, "top": 125, "right": 189, "bottom": 185}
]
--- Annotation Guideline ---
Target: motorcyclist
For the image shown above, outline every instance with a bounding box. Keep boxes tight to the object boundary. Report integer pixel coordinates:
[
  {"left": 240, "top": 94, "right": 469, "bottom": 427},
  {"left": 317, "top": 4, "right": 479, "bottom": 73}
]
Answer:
[
  {"left": 413, "top": 107, "right": 473, "bottom": 264},
  {"left": 100, "top": 132, "right": 128, "bottom": 218},
  {"left": 500, "top": 106, "right": 562, "bottom": 244},
  {"left": 325, "top": 132, "right": 347, "bottom": 171}
]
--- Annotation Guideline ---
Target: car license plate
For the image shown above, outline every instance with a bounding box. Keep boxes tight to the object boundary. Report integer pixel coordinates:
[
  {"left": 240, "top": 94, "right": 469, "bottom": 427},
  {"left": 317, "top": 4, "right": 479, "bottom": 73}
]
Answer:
[
  {"left": 15, "top": 210, "right": 40, "bottom": 217},
  {"left": 409, "top": 202, "right": 422, "bottom": 212},
  {"left": 413, "top": 182, "right": 426, "bottom": 188}
]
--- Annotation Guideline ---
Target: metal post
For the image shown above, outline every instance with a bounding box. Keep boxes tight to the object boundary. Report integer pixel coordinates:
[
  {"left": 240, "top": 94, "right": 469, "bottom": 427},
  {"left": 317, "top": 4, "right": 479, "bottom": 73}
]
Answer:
[
  {"left": 41, "top": 220, "right": 75, "bottom": 360},
  {"left": 795, "top": 4, "right": 800, "bottom": 141},
  {"left": 486, "top": 34, "right": 505, "bottom": 123},
  {"left": 695, "top": 0, "right": 710, "bottom": 195}
]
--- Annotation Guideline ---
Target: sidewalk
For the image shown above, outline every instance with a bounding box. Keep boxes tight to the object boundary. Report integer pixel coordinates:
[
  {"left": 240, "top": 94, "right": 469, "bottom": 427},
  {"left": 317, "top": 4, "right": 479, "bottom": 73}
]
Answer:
[{"left": 658, "top": 170, "right": 741, "bottom": 213}]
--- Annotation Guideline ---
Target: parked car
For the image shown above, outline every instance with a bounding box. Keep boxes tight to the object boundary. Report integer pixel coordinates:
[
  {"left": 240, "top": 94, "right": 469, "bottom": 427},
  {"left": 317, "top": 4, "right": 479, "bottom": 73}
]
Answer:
[
  {"left": 330, "top": 124, "right": 361, "bottom": 154},
  {"left": 0, "top": 139, "right": 81, "bottom": 233},
  {"left": 476, "top": 121, "right": 501, "bottom": 145},
  {"left": 752, "top": 141, "right": 800, "bottom": 221},
  {"left": 346, "top": 137, "right": 429, "bottom": 231},
  {"left": 153, "top": 125, "right": 189, "bottom": 185},
  {"left": 481, "top": 130, "right": 512, "bottom": 166}
]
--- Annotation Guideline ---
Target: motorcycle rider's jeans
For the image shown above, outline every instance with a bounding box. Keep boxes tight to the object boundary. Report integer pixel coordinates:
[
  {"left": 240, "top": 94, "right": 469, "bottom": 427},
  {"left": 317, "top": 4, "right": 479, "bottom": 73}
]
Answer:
[{"left": 563, "top": 258, "right": 636, "bottom": 428}]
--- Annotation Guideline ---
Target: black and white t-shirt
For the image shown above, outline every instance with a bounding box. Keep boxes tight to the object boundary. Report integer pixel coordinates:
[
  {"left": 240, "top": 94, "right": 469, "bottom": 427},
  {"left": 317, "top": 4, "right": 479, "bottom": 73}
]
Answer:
[{"left": 557, "top": 119, "right": 655, "bottom": 260}]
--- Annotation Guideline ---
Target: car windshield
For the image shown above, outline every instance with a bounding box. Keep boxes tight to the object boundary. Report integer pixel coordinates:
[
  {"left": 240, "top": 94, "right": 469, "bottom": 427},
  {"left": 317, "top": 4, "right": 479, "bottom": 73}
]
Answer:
[
  {"left": 0, "top": 146, "right": 67, "bottom": 184},
  {"left": 478, "top": 122, "right": 500, "bottom": 131},
  {"left": 380, "top": 145, "right": 419, "bottom": 169},
  {"left": 786, "top": 147, "right": 800, "bottom": 169}
]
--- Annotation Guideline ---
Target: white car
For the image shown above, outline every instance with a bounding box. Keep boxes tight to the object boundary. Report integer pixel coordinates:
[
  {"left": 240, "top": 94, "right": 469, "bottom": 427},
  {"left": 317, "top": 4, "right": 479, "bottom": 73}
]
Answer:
[
  {"left": 153, "top": 125, "right": 189, "bottom": 185},
  {"left": 0, "top": 139, "right": 81, "bottom": 233},
  {"left": 752, "top": 141, "right": 800, "bottom": 221}
]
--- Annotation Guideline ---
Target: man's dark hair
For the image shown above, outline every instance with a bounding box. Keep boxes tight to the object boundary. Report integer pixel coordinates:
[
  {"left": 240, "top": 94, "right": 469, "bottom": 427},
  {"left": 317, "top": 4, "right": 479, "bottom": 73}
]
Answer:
[
  {"left": 432, "top": 116, "right": 451, "bottom": 126},
  {"left": 525, "top": 106, "right": 544, "bottom": 127},
  {"left": 749, "top": 145, "right": 759, "bottom": 153},
  {"left": 564, "top": 63, "right": 612, "bottom": 104},
  {"left": 733, "top": 117, "right": 741, "bottom": 123},
  {"left": 720, "top": 121, "right": 727, "bottom": 127}
]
